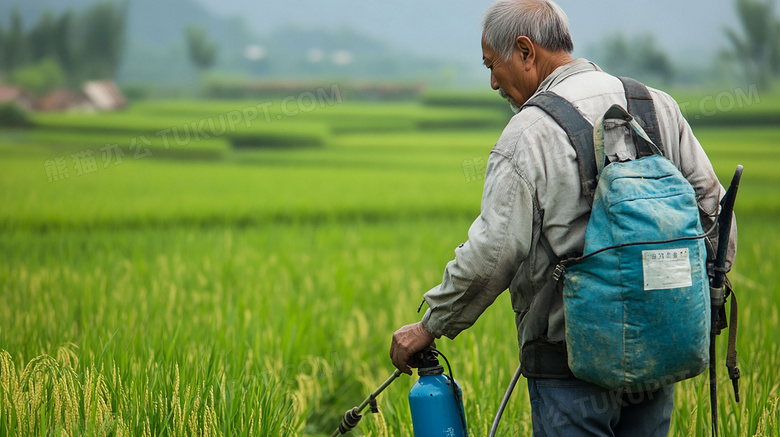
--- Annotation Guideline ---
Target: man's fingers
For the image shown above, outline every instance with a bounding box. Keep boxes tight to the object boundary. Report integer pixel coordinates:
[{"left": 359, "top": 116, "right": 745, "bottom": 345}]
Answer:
[
  {"left": 390, "top": 322, "right": 436, "bottom": 375},
  {"left": 391, "top": 349, "right": 412, "bottom": 375},
  {"left": 390, "top": 332, "right": 411, "bottom": 375}
]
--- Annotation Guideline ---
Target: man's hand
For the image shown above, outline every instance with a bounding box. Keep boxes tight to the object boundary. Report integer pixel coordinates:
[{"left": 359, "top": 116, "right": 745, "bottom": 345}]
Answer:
[{"left": 390, "top": 322, "right": 436, "bottom": 375}]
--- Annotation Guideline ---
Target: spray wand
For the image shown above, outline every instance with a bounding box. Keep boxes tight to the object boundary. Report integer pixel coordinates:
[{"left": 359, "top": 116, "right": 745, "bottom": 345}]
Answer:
[
  {"left": 330, "top": 347, "right": 468, "bottom": 436},
  {"left": 330, "top": 369, "right": 403, "bottom": 436}
]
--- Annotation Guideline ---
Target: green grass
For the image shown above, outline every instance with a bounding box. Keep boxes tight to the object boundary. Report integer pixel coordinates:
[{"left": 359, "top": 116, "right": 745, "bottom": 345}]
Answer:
[
  {"left": 0, "top": 128, "right": 495, "bottom": 232},
  {"left": 694, "top": 127, "right": 780, "bottom": 216},
  {"left": 0, "top": 129, "right": 229, "bottom": 161},
  {"left": 30, "top": 111, "right": 332, "bottom": 151},
  {"left": 672, "top": 87, "right": 780, "bottom": 127},
  {"left": 0, "top": 97, "right": 778, "bottom": 436}
]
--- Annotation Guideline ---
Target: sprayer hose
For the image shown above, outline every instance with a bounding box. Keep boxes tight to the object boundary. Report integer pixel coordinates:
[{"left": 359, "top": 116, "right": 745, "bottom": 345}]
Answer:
[{"left": 489, "top": 363, "right": 523, "bottom": 437}]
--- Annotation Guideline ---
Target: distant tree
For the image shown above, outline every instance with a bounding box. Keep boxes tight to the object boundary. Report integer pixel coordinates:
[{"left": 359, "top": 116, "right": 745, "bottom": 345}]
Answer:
[
  {"left": 53, "top": 12, "right": 75, "bottom": 85},
  {"left": 79, "top": 1, "right": 128, "bottom": 80},
  {"left": 28, "top": 11, "right": 57, "bottom": 62},
  {"left": 638, "top": 38, "right": 674, "bottom": 84},
  {"left": 1, "top": 8, "right": 29, "bottom": 75},
  {"left": 0, "top": 102, "right": 32, "bottom": 128},
  {"left": 0, "top": 3, "right": 126, "bottom": 92},
  {"left": 724, "top": 0, "right": 780, "bottom": 89},
  {"left": 10, "top": 58, "right": 65, "bottom": 96},
  {"left": 185, "top": 26, "right": 218, "bottom": 73},
  {"left": 595, "top": 32, "right": 675, "bottom": 85}
]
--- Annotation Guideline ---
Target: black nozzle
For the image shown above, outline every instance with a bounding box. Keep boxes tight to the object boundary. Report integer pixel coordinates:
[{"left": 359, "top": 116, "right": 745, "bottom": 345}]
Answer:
[
  {"left": 729, "top": 366, "right": 741, "bottom": 403},
  {"left": 416, "top": 348, "right": 444, "bottom": 376}
]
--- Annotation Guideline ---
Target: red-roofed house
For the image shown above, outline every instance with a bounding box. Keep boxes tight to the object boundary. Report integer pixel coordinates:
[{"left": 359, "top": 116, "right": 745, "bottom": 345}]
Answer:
[{"left": 0, "top": 86, "right": 34, "bottom": 111}]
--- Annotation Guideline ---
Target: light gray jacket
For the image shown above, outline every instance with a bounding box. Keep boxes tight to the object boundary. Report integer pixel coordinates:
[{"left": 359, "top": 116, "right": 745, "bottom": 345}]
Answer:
[{"left": 421, "top": 59, "right": 736, "bottom": 355}]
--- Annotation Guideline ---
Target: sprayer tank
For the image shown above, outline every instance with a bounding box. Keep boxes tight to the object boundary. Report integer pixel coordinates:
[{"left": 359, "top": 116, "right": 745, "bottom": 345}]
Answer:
[{"left": 409, "top": 373, "right": 467, "bottom": 437}]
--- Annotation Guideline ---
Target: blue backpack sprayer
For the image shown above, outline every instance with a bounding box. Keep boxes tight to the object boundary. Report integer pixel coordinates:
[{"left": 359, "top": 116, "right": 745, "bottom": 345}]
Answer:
[
  {"left": 329, "top": 173, "right": 743, "bottom": 437},
  {"left": 331, "top": 78, "right": 743, "bottom": 436},
  {"left": 329, "top": 177, "right": 742, "bottom": 437},
  {"left": 330, "top": 348, "right": 468, "bottom": 437}
]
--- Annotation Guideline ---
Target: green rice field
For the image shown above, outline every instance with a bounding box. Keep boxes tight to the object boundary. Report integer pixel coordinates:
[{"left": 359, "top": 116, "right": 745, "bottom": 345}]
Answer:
[{"left": 1, "top": 90, "right": 778, "bottom": 436}]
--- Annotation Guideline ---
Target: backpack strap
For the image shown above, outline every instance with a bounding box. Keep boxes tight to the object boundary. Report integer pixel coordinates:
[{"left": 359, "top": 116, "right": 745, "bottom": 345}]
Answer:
[
  {"left": 523, "top": 78, "right": 663, "bottom": 205},
  {"left": 519, "top": 94, "right": 596, "bottom": 378},
  {"left": 522, "top": 93, "right": 597, "bottom": 205},
  {"left": 520, "top": 82, "right": 666, "bottom": 378},
  {"left": 618, "top": 76, "right": 665, "bottom": 157}
]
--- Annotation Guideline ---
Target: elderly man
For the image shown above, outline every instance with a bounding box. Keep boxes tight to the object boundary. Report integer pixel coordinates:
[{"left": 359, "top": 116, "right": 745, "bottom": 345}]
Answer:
[{"left": 389, "top": 0, "right": 735, "bottom": 435}]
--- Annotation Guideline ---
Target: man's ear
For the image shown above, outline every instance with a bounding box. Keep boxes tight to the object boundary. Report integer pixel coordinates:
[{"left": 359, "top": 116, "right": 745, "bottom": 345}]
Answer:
[{"left": 514, "top": 36, "right": 535, "bottom": 66}]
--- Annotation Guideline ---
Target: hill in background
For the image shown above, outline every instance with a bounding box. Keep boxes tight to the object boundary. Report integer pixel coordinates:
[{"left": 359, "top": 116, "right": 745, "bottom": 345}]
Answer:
[{"left": 1, "top": 0, "right": 766, "bottom": 91}]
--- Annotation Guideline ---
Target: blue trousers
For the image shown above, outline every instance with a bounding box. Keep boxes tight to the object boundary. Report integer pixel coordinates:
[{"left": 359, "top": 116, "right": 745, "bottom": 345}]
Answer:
[{"left": 527, "top": 378, "right": 674, "bottom": 436}]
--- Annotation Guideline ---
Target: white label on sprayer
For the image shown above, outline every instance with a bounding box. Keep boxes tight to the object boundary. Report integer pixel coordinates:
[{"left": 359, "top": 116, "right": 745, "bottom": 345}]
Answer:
[{"left": 642, "top": 248, "right": 692, "bottom": 290}]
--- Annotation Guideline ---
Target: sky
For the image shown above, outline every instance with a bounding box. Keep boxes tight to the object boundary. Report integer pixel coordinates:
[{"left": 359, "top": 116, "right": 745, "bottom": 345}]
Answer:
[
  {"left": 5, "top": 0, "right": 769, "bottom": 87},
  {"left": 193, "top": 0, "right": 746, "bottom": 64}
]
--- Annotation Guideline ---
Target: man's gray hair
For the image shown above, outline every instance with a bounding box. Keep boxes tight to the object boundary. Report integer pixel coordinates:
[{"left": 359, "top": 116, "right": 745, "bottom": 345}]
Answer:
[{"left": 482, "top": 0, "right": 574, "bottom": 60}]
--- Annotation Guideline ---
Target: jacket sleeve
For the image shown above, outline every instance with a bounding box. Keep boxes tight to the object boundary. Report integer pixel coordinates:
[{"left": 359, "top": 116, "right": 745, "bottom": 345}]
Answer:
[
  {"left": 422, "top": 151, "right": 534, "bottom": 339},
  {"left": 674, "top": 105, "right": 738, "bottom": 271}
]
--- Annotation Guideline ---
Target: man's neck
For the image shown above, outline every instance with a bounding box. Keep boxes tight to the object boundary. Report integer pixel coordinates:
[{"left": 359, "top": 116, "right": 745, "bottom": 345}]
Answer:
[{"left": 535, "top": 50, "right": 574, "bottom": 86}]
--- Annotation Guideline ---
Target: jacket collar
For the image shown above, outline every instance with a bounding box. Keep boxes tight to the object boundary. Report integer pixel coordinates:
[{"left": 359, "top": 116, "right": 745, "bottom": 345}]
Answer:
[{"left": 534, "top": 58, "right": 602, "bottom": 96}]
